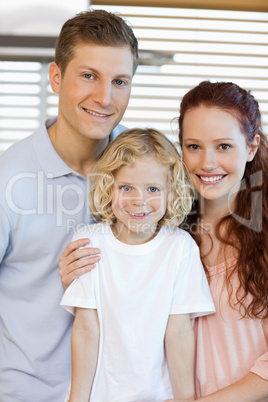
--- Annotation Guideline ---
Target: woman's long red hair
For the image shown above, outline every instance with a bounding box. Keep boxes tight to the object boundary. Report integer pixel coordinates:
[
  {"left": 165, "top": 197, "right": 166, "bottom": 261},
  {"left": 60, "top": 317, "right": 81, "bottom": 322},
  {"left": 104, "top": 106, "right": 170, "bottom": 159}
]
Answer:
[{"left": 178, "top": 81, "right": 268, "bottom": 319}]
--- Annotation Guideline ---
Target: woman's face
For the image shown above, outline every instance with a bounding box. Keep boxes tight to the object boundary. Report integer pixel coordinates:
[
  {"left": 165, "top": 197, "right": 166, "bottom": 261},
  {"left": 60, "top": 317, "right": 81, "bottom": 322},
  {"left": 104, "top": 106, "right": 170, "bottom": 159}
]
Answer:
[{"left": 181, "top": 105, "right": 256, "bottom": 205}]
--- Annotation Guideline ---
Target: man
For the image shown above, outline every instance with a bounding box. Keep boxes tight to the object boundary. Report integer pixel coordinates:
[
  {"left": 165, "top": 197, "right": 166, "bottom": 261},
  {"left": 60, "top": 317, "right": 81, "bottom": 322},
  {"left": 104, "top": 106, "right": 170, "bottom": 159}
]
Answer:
[{"left": 0, "top": 9, "right": 138, "bottom": 402}]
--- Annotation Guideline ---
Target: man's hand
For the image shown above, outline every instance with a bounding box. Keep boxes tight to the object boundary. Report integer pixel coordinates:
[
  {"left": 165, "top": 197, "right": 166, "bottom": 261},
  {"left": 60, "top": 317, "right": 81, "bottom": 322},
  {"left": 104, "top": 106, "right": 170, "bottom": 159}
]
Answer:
[{"left": 59, "top": 238, "right": 100, "bottom": 290}]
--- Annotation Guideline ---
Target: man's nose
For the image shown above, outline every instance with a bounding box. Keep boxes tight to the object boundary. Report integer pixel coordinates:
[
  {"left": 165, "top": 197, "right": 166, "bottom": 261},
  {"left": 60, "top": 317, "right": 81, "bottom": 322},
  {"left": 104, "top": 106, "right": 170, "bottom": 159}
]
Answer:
[{"left": 92, "top": 81, "right": 112, "bottom": 107}]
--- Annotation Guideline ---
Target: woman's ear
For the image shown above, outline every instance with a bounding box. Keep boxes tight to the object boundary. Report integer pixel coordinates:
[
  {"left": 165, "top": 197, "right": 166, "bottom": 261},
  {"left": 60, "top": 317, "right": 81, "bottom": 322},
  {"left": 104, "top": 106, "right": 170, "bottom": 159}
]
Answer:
[
  {"left": 48, "top": 62, "right": 62, "bottom": 94},
  {"left": 247, "top": 134, "right": 260, "bottom": 162}
]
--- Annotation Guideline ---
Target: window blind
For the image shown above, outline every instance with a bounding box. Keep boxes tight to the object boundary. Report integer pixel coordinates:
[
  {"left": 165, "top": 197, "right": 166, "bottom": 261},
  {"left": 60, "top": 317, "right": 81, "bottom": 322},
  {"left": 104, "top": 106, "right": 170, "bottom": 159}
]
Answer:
[
  {"left": 91, "top": 5, "right": 268, "bottom": 142},
  {"left": 0, "top": 61, "right": 50, "bottom": 153},
  {"left": 0, "top": 5, "right": 267, "bottom": 154}
]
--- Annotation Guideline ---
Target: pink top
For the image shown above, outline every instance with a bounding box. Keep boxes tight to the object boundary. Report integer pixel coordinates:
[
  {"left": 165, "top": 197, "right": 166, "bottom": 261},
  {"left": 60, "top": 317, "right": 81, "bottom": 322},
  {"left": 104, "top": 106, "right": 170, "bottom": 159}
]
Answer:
[{"left": 194, "top": 257, "right": 268, "bottom": 398}]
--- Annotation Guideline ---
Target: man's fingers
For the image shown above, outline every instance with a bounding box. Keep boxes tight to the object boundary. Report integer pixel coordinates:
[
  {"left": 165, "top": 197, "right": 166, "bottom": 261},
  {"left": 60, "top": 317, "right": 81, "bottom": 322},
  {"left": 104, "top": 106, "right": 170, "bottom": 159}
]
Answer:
[
  {"left": 71, "top": 246, "right": 101, "bottom": 261},
  {"left": 59, "top": 238, "right": 90, "bottom": 259},
  {"left": 59, "top": 252, "right": 100, "bottom": 276},
  {"left": 72, "top": 262, "right": 97, "bottom": 279},
  {"left": 60, "top": 244, "right": 100, "bottom": 265},
  {"left": 64, "top": 259, "right": 99, "bottom": 288},
  {"left": 68, "top": 255, "right": 101, "bottom": 273},
  {"left": 59, "top": 239, "right": 101, "bottom": 290}
]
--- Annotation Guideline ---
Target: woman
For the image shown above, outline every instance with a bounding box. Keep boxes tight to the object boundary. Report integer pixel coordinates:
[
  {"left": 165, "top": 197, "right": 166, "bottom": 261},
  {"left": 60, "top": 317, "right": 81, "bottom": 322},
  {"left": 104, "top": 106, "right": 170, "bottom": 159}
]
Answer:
[{"left": 168, "top": 80, "right": 268, "bottom": 401}]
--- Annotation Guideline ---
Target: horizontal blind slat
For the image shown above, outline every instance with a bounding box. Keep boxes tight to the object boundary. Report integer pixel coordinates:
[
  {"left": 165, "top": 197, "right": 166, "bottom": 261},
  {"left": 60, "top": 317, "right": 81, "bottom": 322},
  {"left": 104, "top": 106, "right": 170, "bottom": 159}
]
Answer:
[{"left": 0, "top": 5, "right": 267, "bottom": 155}]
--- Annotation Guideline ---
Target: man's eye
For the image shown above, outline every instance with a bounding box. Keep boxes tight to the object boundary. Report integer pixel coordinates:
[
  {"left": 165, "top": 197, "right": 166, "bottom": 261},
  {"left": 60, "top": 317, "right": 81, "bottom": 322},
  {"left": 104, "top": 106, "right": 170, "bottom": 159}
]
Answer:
[
  {"left": 115, "top": 79, "right": 126, "bottom": 86},
  {"left": 84, "top": 74, "right": 94, "bottom": 79}
]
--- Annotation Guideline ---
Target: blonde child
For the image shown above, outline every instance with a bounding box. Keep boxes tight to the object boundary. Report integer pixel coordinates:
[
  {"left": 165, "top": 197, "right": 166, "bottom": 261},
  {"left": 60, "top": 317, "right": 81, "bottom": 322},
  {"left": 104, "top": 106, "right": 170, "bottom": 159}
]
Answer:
[{"left": 60, "top": 128, "right": 215, "bottom": 401}]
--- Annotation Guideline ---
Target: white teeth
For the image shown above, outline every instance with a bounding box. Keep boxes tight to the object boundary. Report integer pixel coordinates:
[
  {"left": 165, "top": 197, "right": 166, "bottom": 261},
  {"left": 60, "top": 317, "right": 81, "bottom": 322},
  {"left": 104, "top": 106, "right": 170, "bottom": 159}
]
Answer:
[
  {"left": 84, "top": 109, "right": 107, "bottom": 117},
  {"left": 200, "top": 175, "right": 223, "bottom": 182},
  {"left": 125, "top": 210, "right": 152, "bottom": 217}
]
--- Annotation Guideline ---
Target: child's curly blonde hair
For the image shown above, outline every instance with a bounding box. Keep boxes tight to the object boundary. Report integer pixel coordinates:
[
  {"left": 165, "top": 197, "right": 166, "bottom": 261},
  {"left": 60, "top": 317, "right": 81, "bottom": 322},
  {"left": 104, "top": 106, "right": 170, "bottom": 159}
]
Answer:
[{"left": 89, "top": 128, "right": 194, "bottom": 226}]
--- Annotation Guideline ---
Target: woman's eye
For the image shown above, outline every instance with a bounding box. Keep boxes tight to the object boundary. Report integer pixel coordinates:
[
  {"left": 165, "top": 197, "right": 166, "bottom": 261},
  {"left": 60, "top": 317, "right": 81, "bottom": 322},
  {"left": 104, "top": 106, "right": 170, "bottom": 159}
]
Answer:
[
  {"left": 187, "top": 144, "right": 199, "bottom": 150},
  {"left": 219, "top": 144, "right": 231, "bottom": 150}
]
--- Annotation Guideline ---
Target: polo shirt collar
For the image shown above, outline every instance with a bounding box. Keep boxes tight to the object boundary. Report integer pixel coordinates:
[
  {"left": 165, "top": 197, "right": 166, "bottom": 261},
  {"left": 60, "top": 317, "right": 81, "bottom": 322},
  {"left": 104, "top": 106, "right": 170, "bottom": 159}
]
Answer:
[
  {"left": 32, "top": 118, "right": 127, "bottom": 180},
  {"left": 32, "top": 117, "right": 80, "bottom": 179}
]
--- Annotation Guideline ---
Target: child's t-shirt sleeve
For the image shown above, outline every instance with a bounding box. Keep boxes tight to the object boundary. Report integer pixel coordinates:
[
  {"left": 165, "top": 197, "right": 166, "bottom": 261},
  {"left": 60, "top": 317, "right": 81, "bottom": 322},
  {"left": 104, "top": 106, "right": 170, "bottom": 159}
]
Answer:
[
  {"left": 60, "top": 226, "right": 97, "bottom": 315},
  {"left": 60, "top": 271, "right": 97, "bottom": 315},
  {"left": 170, "top": 234, "right": 215, "bottom": 318}
]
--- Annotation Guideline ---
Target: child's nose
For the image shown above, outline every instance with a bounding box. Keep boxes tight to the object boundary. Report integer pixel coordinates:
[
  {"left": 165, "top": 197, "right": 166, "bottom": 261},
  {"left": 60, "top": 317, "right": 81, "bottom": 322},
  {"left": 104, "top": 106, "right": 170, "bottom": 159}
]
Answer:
[{"left": 131, "top": 189, "right": 146, "bottom": 206}]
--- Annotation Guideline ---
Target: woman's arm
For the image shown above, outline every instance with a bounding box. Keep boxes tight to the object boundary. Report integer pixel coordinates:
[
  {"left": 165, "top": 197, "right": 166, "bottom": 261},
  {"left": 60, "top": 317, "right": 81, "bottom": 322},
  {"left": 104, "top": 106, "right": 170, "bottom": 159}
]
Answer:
[
  {"left": 69, "top": 307, "right": 100, "bottom": 402},
  {"left": 59, "top": 238, "right": 101, "bottom": 290},
  {"left": 197, "top": 372, "right": 268, "bottom": 402},
  {"left": 165, "top": 372, "right": 268, "bottom": 402},
  {"left": 165, "top": 314, "right": 195, "bottom": 401}
]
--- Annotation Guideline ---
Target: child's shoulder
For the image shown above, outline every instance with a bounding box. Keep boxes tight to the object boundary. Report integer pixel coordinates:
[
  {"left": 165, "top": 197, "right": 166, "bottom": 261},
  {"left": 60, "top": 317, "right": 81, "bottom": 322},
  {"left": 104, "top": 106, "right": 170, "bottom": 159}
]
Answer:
[
  {"left": 161, "top": 226, "right": 198, "bottom": 249},
  {"left": 162, "top": 225, "right": 194, "bottom": 240}
]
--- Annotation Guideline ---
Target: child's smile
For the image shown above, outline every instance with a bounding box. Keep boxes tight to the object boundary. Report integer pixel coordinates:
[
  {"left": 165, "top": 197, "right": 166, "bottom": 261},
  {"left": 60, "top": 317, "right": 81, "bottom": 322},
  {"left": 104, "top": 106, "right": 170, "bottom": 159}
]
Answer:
[{"left": 111, "top": 157, "right": 169, "bottom": 244}]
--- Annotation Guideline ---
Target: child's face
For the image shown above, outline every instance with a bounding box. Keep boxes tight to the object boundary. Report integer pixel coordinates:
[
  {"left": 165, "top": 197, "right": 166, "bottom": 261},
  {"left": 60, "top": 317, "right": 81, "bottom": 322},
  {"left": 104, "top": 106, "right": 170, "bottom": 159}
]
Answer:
[{"left": 112, "top": 157, "right": 169, "bottom": 244}]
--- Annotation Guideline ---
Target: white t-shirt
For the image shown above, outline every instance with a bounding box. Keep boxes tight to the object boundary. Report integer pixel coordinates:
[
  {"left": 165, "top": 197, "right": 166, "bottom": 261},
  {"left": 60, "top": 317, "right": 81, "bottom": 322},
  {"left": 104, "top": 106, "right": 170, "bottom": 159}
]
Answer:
[{"left": 61, "top": 222, "right": 215, "bottom": 402}]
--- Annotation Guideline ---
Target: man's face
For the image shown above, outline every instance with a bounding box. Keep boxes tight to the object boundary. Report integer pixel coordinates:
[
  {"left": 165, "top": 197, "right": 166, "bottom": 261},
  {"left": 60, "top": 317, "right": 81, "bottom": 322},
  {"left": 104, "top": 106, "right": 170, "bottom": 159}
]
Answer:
[{"left": 50, "top": 43, "right": 134, "bottom": 141}]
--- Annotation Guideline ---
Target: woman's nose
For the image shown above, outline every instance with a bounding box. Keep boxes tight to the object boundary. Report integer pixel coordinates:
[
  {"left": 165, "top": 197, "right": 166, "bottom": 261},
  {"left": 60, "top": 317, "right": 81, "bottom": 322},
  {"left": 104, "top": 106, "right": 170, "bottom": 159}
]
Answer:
[{"left": 201, "top": 149, "right": 219, "bottom": 171}]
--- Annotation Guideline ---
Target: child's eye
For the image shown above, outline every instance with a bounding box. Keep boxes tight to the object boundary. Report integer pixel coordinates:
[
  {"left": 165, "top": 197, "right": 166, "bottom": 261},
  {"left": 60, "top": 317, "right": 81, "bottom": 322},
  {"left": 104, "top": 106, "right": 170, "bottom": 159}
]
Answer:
[
  {"left": 148, "top": 187, "right": 159, "bottom": 193},
  {"left": 121, "top": 185, "right": 132, "bottom": 192}
]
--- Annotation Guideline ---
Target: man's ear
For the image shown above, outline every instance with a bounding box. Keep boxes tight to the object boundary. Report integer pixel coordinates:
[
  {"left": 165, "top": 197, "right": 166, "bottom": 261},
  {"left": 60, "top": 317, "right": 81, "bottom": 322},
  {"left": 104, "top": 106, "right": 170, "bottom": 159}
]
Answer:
[
  {"left": 247, "top": 134, "right": 260, "bottom": 162},
  {"left": 49, "top": 62, "right": 61, "bottom": 94}
]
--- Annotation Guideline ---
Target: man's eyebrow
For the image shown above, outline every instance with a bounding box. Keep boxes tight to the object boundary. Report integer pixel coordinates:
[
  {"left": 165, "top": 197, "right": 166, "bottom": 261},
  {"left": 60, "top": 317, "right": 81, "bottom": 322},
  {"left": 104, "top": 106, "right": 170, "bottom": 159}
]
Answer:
[{"left": 78, "top": 65, "right": 132, "bottom": 80}]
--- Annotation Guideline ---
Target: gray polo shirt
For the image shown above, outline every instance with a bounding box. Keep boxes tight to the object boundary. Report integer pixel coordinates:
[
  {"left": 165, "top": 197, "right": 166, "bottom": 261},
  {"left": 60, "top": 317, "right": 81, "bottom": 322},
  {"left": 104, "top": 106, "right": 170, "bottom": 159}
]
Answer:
[{"left": 0, "top": 118, "right": 127, "bottom": 402}]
